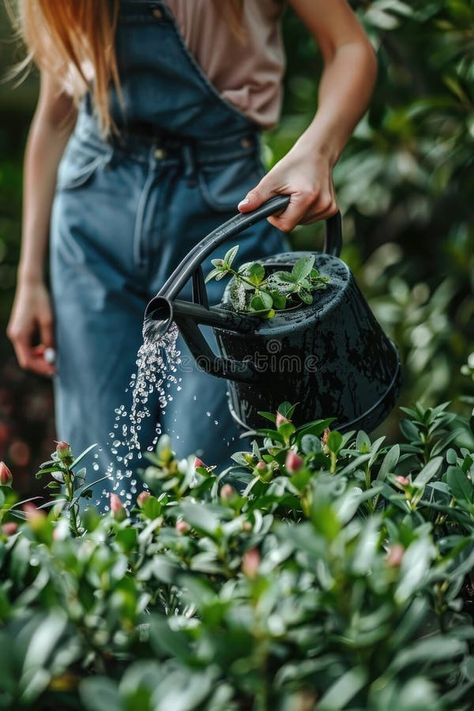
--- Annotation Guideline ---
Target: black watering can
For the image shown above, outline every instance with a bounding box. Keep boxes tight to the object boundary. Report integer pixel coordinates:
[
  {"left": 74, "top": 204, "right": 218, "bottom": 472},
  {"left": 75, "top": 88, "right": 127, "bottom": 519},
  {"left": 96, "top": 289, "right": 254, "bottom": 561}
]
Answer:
[{"left": 144, "top": 196, "right": 401, "bottom": 432}]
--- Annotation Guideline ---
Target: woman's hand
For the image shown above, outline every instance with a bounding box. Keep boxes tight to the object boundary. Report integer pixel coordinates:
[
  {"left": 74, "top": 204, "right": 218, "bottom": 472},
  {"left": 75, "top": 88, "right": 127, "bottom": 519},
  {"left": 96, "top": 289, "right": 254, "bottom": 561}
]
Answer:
[
  {"left": 7, "top": 280, "right": 56, "bottom": 377},
  {"left": 238, "top": 0, "right": 378, "bottom": 233},
  {"left": 238, "top": 139, "right": 338, "bottom": 232}
]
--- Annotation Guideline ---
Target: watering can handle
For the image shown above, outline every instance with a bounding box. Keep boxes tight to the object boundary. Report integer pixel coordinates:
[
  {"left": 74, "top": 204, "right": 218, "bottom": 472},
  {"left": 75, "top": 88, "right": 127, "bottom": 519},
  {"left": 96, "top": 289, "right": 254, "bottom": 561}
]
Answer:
[{"left": 158, "top": 196, "right": 342, "bottom": 300}]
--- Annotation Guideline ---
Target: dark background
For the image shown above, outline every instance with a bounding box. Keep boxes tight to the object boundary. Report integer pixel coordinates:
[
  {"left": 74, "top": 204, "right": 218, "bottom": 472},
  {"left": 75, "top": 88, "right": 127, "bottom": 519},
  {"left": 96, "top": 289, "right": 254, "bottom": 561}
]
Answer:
[{"left": 0, "top": 0, "right": 473, "bottom": 495}]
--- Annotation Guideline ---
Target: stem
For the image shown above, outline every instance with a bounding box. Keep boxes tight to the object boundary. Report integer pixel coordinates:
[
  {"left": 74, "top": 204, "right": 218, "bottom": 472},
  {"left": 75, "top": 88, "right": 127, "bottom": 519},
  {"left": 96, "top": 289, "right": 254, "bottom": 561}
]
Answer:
[
  {"left": 63, "top": 467, "right": 81, "bottom": 537},
  {"left": 228, "top": 268, "right": 271, "bottom": 294}
]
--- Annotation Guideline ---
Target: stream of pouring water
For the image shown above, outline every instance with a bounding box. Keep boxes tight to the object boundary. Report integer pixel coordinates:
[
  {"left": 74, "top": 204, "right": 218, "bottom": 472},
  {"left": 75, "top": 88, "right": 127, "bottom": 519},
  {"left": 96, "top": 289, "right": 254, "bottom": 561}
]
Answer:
[{"left": 96, "top": 320, "right": 183, "bottom": 510}]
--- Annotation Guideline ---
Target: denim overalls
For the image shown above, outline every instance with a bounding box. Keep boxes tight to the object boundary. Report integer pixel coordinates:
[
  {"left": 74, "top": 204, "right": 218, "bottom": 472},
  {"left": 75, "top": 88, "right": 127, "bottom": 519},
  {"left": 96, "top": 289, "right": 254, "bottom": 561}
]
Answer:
[{"left": 50, "top": 0, "right": 286, "bottom": 499}]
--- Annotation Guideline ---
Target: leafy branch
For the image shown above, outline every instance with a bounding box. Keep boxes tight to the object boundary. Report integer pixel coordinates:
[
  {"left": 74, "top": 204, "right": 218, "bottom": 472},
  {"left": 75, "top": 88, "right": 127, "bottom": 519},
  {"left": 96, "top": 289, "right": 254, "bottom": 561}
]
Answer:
[{"left": 206, "top": 245, "right": 330, "bottom": 319}]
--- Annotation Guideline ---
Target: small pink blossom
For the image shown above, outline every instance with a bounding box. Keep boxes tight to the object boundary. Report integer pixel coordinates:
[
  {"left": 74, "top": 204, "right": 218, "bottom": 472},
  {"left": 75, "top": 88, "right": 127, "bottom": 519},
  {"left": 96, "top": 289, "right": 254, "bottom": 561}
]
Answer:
[
  {"left": 220, "top": 484, "right": 235, "bottom": 500},
  {"left": 137, "top": 491, "right": 151, "bottom": 508},
  {"left": 176, "top": 519, "right": 190, "bottom": 535},
  {"left": 386, "top": 544, "right": 405, "bottom": 567},
  {"left": 110, "top": 493, "right": 126, "bottom": 521},
  {"left": 395, "top": 475, "right": 410, "bottom": 488},
  {"left": 194, "top": 457, "right": 206, "bottom": 470},
  {"left": 2, "top": 522, "right": 18, "bottom": 536},
  {"left": 256, "top": 461, "right": 267, "bottom": 472},
  {"left": 242, "top": 548, "right": 260, "bottom": 578},
  {"left": 23, "top": 502, "right": 46, "bottom": 525},
  {"left": 285, "top": 451, "right": 303, "bottom": 473},
  {"left": 55, "top": 441, "right": 72, "bottom": 462},
  {"left": 276, "top": 412, "right": 289, "bottom": 428},
  {"left": 0, "top": 462, "right": 12, "bottom": 487}
]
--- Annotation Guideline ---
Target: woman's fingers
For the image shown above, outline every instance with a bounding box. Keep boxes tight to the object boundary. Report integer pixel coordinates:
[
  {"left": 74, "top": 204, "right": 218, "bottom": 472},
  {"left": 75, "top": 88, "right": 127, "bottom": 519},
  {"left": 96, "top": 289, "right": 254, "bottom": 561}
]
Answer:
[
  {"left": 267, "top": 190, "right": 338, "bottom": 231},
  {"left": 7, "top": 283, "right": 56, "bottom": 376},
  {"left": 9, "top": 330, "right": 55, "bottom": 376},
  {"left": 238, "top": 174, "right": 337, "bottom": 232}
]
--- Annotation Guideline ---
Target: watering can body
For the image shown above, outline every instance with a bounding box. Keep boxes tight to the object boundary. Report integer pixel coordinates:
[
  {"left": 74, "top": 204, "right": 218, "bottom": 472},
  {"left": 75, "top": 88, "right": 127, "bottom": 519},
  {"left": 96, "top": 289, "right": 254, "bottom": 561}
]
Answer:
[
  {"left": 217, "top": 252, "right": 400, "bottom": 431},
  {"left": 145, "top": 196, "right": 401, "bottom": 433}
]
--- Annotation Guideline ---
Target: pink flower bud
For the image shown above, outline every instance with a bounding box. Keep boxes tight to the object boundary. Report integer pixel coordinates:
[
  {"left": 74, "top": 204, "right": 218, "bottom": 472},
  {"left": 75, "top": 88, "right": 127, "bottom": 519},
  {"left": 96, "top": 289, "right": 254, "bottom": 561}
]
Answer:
[
  {"left": 0, "top": 462, "right": 12, "bottom": 487},
  {"left": 242, "top": 521, "right": 252, "bottom": 532},
  {"left": 256, "top": 461, "right": 267, "bottom": 472},
  {"left": 276, "top": 412, "right": 289, "bottom": 428},
  {"left": 386, "top": 544, "right": 405, "bottom": 567},
  {"left": 137, "top": 491, "right": 151, "bottom": 508},
  {"left": 322, "top": 428, "right": 331, "bottom": 446},
  {"left": 2, "top": 522, "right": 18, "bottom": 536},
  {"left": 194, "top": 457, "right": 206, "bottom": 470},
  {"left": 395, "top": 475, "right": 410, "bottom": 488},
  {"left": 285, "top": 451, "right": 303, "bottom": 473},
  {"left": 110, "top": 493, "right": 126, "bottom": 521},
  {"left": 220, "top": 484, "right": 235, "bottom": 500},
  {"left": 55, "top": 441, "right": 73, "bottom": 464},
  {"left": 56, "top": 440, "right": 70, "bottom": 453},
  {"left": 23, "top": 503, "right": 46, "bottom": 526},
  {"left": 242, "top": 548, "right": 260, "bottom": 578},
  {"left": 176, "top": 519, "right": 190, "bottom": 534}
]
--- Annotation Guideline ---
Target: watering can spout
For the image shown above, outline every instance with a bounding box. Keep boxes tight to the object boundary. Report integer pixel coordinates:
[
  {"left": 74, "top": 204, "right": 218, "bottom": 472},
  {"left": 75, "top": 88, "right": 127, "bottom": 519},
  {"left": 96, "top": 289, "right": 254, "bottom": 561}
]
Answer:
[
  {"left": 143, "top": 296, "right": 174, "bottom": 341},
  {"left": 144, "top": 294, "right": 260, "bottom": 384}
]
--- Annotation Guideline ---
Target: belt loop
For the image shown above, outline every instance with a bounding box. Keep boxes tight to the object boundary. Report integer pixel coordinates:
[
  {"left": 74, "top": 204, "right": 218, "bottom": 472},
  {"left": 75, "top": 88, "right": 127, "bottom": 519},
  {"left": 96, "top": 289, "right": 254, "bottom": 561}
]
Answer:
[{"left": 182, "top": 143, "right": 197, "bottom": 182}]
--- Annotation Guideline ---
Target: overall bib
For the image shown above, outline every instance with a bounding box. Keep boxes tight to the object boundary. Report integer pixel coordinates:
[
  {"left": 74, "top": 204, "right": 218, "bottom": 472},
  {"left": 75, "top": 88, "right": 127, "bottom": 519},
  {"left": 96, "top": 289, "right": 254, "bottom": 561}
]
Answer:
[{"left": 50, "top": 0, "right": 287, "bottom": 503}]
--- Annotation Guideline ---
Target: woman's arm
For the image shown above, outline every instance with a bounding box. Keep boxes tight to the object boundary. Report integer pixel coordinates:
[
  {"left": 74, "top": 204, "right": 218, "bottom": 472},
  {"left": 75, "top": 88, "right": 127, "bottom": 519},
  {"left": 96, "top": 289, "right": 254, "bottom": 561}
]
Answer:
[
  {"left": 7, "top": 72, "right": 76, "bottom": 375},
  {"left": 238, "top": 0, "right": 377, "bottom": 231}
]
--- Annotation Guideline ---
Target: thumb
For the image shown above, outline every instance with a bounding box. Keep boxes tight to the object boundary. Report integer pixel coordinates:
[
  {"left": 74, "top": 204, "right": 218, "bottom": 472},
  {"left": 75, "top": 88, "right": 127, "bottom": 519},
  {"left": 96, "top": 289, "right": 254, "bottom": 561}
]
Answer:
[{"left": 238, "top": 182, "right": 273, "bottom": 213}]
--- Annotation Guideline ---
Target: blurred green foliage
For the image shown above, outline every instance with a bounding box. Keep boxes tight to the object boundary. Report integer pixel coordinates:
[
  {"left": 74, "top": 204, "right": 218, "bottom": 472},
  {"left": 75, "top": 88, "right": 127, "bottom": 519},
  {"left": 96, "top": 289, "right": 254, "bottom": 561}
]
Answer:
[{"left": 0, "top": 0, "right": 473, "bottom": 488}]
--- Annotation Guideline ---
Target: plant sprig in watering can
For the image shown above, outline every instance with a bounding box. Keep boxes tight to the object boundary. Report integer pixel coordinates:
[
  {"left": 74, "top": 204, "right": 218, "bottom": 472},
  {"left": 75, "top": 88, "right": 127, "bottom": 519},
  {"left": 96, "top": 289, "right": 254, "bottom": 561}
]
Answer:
[{"left": 206, "top": 245, "right": 330, "bottom": 319}]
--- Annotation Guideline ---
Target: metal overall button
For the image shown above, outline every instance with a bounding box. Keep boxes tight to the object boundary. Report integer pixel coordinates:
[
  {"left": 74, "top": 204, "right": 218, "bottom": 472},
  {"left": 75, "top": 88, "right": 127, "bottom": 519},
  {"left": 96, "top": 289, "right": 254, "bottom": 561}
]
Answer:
[{"left": 152, "top": 8, "right": 163, "bottom": 20}]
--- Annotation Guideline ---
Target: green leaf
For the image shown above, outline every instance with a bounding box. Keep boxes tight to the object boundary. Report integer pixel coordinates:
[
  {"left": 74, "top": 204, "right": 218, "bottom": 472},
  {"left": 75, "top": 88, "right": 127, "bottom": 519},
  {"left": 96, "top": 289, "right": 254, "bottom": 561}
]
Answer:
[
  {"left": 377, "top": 445, "right": 400, "bottom": 481},
  {"left": 301, "top": 434, "right": 322, "bottom": 454},
  {"left": 396, "top": 537, "right": 435, "bottom": 602},
  {"left": 250, "top": 292, "right": 273, "bottom": 312},
  {"left": 327, "top": 431, "right": 343, "bottom": 454},
  {"left": 447, "top": 466, "right": 474, "bottom": 503},
  {"left": 71, "top": 443, "right": 98, "bottom": 470},
  {"left": 224, "top": 245, "right": 239, "bottom": 268},
  {"left": 298, "top": 289, "right": 313, "bottom": 305},
  {"left": 291, "top": 255, "right": 315, "bottom": 282},
  {"left": 21, "top": 611, "right": 68, "bottom": 697},
  {"left": 116, "top": 527, "right": 138, "bottom": 554},
  {"left": 413, "top": 456, "right": 443, "bottom": 487},
  {"left": 278, "top": 402, "right": 296, "bottom": 418},
  {"left": 391, "top": 636, "right": 467, "bottom": 672},
  {"left": 247, "top": 262, "right": 265, "bottom": 285},
  {"left": 356, "top": 430, "right": 371, "bottom": 453},
  {"left": 179, "top": 502, "right": 221, "bottom": 537},
  {"left": 318, "top": 667, "right": 367, "bottom": 710},
  {"left": 150, "top": 617, "right": 193, "bottom": 663},
  {"left": 270, "top": 291, "right": 287, "bottom": 309},
  {"left": 257, "top": 410, "right": 277, "bottom": 424},
  {"left": 142, "top": 496, "right": 163, "bottom": 519},
  {"left": 80, "top": 677, "right": 123, "bottom": 711},
  {"left": 205, "top": 268, "right": 224, "bottom": 283}
]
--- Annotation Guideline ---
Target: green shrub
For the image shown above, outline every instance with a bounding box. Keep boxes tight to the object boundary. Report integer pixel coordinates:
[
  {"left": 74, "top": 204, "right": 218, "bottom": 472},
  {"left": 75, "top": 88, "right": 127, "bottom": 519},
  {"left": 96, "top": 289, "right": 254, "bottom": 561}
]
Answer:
[{"left": 0, "top": 389, "right": 473, "bottom": 710}]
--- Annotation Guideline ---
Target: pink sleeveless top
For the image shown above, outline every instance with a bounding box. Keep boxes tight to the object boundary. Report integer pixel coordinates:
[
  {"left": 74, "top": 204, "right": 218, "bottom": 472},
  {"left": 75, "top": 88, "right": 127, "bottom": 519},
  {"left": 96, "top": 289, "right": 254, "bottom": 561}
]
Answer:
[{"left": 166, "top": 0, "right": 286, "bottom": 129}]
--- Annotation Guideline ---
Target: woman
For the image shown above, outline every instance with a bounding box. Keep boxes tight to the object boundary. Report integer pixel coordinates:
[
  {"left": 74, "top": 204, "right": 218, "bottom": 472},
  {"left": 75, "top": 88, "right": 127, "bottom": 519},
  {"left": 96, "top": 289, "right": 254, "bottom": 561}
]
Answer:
[{"left": 7, "top": 0, "right": 376, "bottom": 500}]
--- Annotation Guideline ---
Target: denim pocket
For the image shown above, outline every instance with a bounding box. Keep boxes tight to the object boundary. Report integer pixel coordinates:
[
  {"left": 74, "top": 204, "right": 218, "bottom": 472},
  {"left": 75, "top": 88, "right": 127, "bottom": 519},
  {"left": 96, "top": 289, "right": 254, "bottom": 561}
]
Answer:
[
  {"left": 198, "top": 154, "right": 264, "bottom": 213},
  {"left": 56, "top": 137, "right": 112, "bottom": 191}
]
